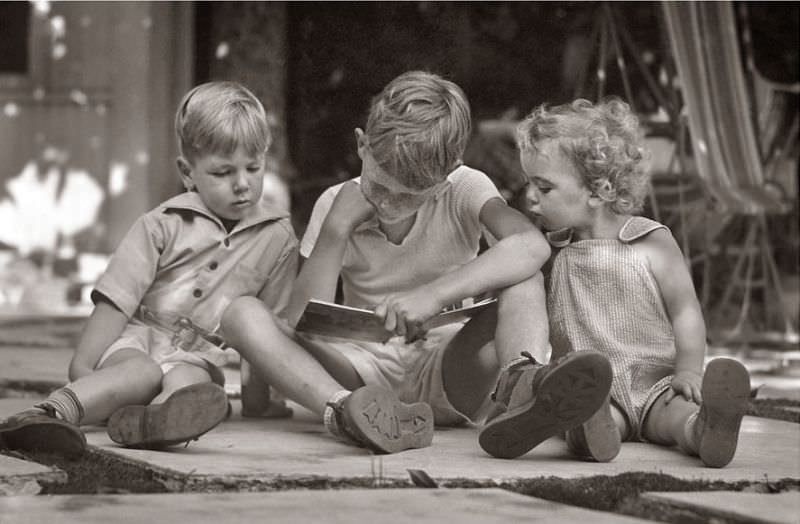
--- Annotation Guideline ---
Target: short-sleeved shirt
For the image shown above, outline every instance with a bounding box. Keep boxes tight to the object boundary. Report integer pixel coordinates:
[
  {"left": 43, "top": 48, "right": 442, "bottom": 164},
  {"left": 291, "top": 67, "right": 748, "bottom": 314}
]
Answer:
[
  {"left": 93, "top": 191, "right": 298, "bottom": 366},
  {"left": 300, "top": 165, "right": 502, "bottom": 308}
]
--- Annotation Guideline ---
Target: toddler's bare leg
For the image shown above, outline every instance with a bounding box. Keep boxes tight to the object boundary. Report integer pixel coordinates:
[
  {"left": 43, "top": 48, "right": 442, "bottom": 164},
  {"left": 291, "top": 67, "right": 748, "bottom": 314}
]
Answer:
[
  {"left": 221, "top": 296, "right": 356, "bottom": 416},
  {"left": 641, "top": 392, "right": 698, "bottom": 451},
  {"left": 647, "top": 359, "right": 750, "bottom": 467},
  {"left": 566, "top": 399, "right": 627, "bottom": 462},
  {"left": 70, "top": 348, "right": 163, "bottom": 425}
]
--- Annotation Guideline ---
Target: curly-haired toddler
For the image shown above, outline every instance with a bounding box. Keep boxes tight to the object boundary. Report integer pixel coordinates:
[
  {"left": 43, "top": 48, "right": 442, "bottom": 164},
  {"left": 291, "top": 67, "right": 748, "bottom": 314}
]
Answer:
[{"left": 517, "top": 98, "right": 751, "bottom": 468}]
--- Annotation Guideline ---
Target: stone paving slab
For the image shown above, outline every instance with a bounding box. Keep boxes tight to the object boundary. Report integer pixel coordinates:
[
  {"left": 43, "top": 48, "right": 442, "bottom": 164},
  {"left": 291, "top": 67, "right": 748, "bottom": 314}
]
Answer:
[
  {"left": 0, "top": 488, "right": 652, "bottom": 523},
  {"left": 88, "top": 402, "right": 800, "bottom": 483},
  {"left": 641, "top": 490, "right": 800, "bottom": 524},
  {"left": 0, "top": 347, "right": 70, "bottom": 385},
  {"left": 0, "top": 454, "right": 66, "bottom": 495},
  {"left": 2, "top": 398, "right": 798, "bottom": 485},
  {"left": 0, "top": 454, "right": 64, "bottom": 482}
]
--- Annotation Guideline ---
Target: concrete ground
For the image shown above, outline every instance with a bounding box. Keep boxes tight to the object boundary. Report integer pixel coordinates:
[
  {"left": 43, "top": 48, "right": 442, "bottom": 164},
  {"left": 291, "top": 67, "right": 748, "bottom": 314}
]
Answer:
[
  {"left": 1, "top": 343, "right": 799, "bottom": 523},
  {"left": 0, "top": 489, "right": 655, "bottom": 524}
]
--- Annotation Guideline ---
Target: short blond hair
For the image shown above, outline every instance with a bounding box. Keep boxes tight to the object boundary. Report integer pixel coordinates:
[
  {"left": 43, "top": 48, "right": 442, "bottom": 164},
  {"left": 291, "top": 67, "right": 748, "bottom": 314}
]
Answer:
[
  {"left": 175, "top": 81, "right": 271, "bottom": 163},
  {"left": 517, "top": 98, "right": 650, "bottom": 214},
  {"left": 365, "top": 71, "right": 471, "bottom": 190}
]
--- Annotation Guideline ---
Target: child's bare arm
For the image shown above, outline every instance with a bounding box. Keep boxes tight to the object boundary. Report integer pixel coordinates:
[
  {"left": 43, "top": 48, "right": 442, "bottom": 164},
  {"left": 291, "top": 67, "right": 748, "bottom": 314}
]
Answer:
[
  {"left": 434, "top": 197, "right": 549, "bottom": 301},
  {"left": 68, "top": 297, "right": 130, "bottom": 381},
  {"left": 639, "top": 229, "right": 706, "bottom": 404},
  {"left": 377, "top": 198, "right": 549, "bottom": 339},
  {"left": 287, "top": 182, "right": 374, "bottom": 326}
]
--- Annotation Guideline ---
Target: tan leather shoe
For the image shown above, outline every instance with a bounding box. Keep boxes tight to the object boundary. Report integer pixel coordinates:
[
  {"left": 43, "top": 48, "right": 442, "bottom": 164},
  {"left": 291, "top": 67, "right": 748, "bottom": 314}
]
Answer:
[
  {"left": 0, "top": 407, "right": 86, "bottom": 458},
  {"left": 328, "top": 385, "right": 434, "bottom": 454},
  {"left": 107, "top": 382, "right": 228, "bottom": 449},
  {"left": 479, "top": 351, "right": 613, "bottom": 459}
]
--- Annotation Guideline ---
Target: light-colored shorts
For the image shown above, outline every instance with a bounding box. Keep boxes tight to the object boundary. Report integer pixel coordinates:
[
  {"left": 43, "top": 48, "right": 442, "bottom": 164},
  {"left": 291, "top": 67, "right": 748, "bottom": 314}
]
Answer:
[
  {"left": 297, "top": 323, "right": 488, "bottom": 427},
  {"left": 96, "top": 320, "right": 226, "bottom": 386}
]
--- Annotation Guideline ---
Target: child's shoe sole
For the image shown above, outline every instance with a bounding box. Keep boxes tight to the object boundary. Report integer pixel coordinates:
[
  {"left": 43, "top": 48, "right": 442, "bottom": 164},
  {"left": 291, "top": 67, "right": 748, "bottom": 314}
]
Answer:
[
  {"left": 698, "top": 358, "right": 750, "bottom": 468},
  {"left": 343, "top": 385, "right": 434, "bottom": 454},
  {"left": 566, "top": 396, "right": 621, "bottom": 462},
  {"left": 479, "top": 352, "right": 613, "bottom": 459},
  {"left": 0, "top": 410, "right": 86, "bottom": 458},
  {"left": 107, "top": 383, "right": 228, "bottom": 449}
]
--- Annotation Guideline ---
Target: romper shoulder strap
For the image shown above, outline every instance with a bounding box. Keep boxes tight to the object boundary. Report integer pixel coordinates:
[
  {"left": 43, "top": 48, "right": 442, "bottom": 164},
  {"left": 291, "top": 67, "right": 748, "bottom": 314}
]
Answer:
[{"left": 618, "top": 216, "right": 668, "bottom": 243}]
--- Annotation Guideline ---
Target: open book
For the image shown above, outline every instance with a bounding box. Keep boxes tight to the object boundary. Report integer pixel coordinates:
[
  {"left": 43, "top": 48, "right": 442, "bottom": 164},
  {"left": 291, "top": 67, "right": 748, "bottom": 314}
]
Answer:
[{"left": 295, "top": 298, "right": 497, "bottom": 343}]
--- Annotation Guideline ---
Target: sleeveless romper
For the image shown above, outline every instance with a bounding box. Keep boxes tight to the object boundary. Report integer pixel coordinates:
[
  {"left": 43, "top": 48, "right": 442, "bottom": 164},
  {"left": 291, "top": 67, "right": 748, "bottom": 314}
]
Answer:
[{"left": 547, "top": 217, "right": 676, "bottom": 440}]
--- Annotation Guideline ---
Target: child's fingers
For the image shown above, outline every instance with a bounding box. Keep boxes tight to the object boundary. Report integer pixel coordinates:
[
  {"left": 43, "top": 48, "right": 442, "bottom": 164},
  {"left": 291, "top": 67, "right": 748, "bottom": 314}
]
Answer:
[
  {"left": 374, "top": 302, "right": 388, "bottom": 320},
  {"left": 679, "top": 383, "right": 695, "bottom": 402},
  {"left": 692, "top": 384, "right": 703, "bottom": 404},
  {"left": 383, "top": 308, "right": 398, "bottom": 333},
  {"left": 663, "top": 388, "right": 676, "bottom": 404},
  {"left": 395, "top": 316, "right": 408, "bottom": 338},
  {"left": 405, "top": 322, "right": 426, "bottom": 343}
]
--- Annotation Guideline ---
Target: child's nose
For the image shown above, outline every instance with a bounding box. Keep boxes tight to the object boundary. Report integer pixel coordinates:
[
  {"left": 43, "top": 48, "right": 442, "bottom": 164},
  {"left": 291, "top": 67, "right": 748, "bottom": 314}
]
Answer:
[
  {"left": 233, "top": 171, "right": 249, "bottom": 193},
  {"left": 524, "top": 183, "right": 539, "bottom": 204}
]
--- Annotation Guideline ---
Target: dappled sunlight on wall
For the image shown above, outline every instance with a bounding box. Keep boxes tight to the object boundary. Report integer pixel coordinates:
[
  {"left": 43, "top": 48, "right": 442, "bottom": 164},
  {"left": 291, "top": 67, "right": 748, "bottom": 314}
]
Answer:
[{"left": 0, "top": 160, "right": 104, "bottom": 255}]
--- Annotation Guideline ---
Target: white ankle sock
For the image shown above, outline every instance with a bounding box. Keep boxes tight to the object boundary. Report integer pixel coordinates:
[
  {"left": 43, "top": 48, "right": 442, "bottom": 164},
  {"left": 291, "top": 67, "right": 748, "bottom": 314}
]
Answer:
[
  {"left": 38, "top": 387, "right": 84, "bottom": 426},
  {"left": 501, "top": 354, "right": 533, "bottom": 373},
  {"left": 322, "top": 390, "right": 351, "bottom": 438},
  {"left": 681, "top": 411, "right": 700, "bottom": 454}
]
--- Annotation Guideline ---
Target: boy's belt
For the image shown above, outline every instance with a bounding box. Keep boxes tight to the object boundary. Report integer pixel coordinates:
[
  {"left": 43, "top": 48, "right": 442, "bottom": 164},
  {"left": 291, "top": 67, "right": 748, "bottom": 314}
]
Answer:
[{"left": 135, "top": 305, "right": 227, "bottom": 353}]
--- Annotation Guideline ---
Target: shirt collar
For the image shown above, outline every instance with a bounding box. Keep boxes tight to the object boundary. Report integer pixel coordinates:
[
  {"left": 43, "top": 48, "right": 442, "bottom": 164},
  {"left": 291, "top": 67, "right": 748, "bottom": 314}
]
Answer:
[{"left": 161, "top": 191, "right": 289, "bottom": 232}]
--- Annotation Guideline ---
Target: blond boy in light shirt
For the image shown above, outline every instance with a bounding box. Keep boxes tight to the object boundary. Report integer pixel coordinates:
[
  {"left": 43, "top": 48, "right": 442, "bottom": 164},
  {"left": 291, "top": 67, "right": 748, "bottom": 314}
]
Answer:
[
  {"left": 222, "top": 71, "right": 614, "bottom": 458},
  {"left": 0, "top": 82, "right": 297, "bottom": 455}
]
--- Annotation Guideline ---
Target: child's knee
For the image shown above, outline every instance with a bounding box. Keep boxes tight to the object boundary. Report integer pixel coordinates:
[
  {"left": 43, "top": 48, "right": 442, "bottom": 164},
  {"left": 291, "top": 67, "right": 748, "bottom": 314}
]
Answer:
[
  {"left": 123, "top": 358, "right": 163, "bottom": 394},
  {"left": 221, "top": 296, "right": 284, "bottom": 350},
  {"left": 222, "top": 296, "right": 270, "bottom": 332}
]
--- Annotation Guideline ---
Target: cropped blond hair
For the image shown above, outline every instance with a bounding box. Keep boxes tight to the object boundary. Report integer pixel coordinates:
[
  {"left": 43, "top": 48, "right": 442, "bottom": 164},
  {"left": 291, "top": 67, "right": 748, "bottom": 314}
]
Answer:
[
  {"left": 365, "top": 71, "right": 471, "bottom": 190},
  {"left": 517, "top": 98, "right": 650, "bottom": 214},
  {"left": 175, "top": 81, "right": 271, "bottom": 163}
]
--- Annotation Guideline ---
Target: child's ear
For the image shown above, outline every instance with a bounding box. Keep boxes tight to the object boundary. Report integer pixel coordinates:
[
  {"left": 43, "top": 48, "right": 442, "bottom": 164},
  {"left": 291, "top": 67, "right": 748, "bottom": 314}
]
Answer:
[
  {"left": 354, "top": 128, "right": 367, "bottom": 158},
  {"left": 176, "top": 157, "right": 194, "bottom": 190}
]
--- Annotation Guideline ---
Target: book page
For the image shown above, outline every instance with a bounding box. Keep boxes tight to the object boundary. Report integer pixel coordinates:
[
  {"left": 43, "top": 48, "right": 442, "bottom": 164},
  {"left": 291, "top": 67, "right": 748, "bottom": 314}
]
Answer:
[{"left": 295, "top": 298, "right": 496, "bottom": 343}]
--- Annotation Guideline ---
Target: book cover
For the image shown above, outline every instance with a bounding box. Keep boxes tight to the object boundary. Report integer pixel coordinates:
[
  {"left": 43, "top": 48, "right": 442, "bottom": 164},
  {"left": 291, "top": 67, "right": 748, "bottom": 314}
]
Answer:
[{"left": 295, "top": 298, "right": 496, "bottom": 343}]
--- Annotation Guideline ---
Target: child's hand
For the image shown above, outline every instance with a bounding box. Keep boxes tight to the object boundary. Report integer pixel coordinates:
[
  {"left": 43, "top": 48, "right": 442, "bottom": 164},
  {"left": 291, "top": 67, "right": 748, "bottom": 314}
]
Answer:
[
  {"left": 375, "top": 290, "right": 444, "bottom": 343},
  {"left": 665, "top": 370, "right": 703, "bottom": 405},
  {"left": 326, "top": 181, "right": 375, "bottom": 235}
]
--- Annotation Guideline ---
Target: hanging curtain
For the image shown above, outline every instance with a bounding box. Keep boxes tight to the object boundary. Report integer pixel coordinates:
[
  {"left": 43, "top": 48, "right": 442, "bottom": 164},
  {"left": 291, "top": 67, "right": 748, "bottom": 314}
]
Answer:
[{"left": 662, "top": 1, "right": 778, "bottom": 215}]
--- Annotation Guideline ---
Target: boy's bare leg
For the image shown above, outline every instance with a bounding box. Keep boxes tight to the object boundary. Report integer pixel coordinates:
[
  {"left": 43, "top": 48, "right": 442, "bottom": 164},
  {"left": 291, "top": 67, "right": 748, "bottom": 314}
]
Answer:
[
  {"left": 0, "top": 349, "right": 162, "bottom": 456},
  {"left": 442, "top": 273, "right": 548, "bottom": 419},
  {"left": 107, "top": 364, "right": 227, "bottom": 449},
  {"left": 494, "top": 272, "right": 550, "bottom": 364},
  {"left": 222, "top": 297, "right": 434, "bottom": 453},
  {"left": 68, "top": 348, "right": 163, "bottom": 425},
  {"left": 150, "top": 364, "right": 212, "bottom": 405},
  {"left": 221, "top": 296, "right": 357, "bottom": 416},
  {"left": 447, "top": 274, "right": 615, "bottom": 459}
]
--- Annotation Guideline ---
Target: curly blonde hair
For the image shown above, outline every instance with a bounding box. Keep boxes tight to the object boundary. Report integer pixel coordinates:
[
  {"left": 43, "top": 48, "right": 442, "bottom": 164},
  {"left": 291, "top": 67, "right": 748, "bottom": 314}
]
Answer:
[
  {"left": 517, "top": 98, "right": 650, "bottom": 214},
  {"left": 365, "top": 71, "right": 471, "bottom": 190}
]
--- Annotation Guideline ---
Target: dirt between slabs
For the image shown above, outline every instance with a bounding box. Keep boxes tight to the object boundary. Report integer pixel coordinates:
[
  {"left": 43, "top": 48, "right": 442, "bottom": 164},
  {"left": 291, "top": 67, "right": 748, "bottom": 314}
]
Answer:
[{"left": 2, "top": 384, "right": 799, "bottom": 524}]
